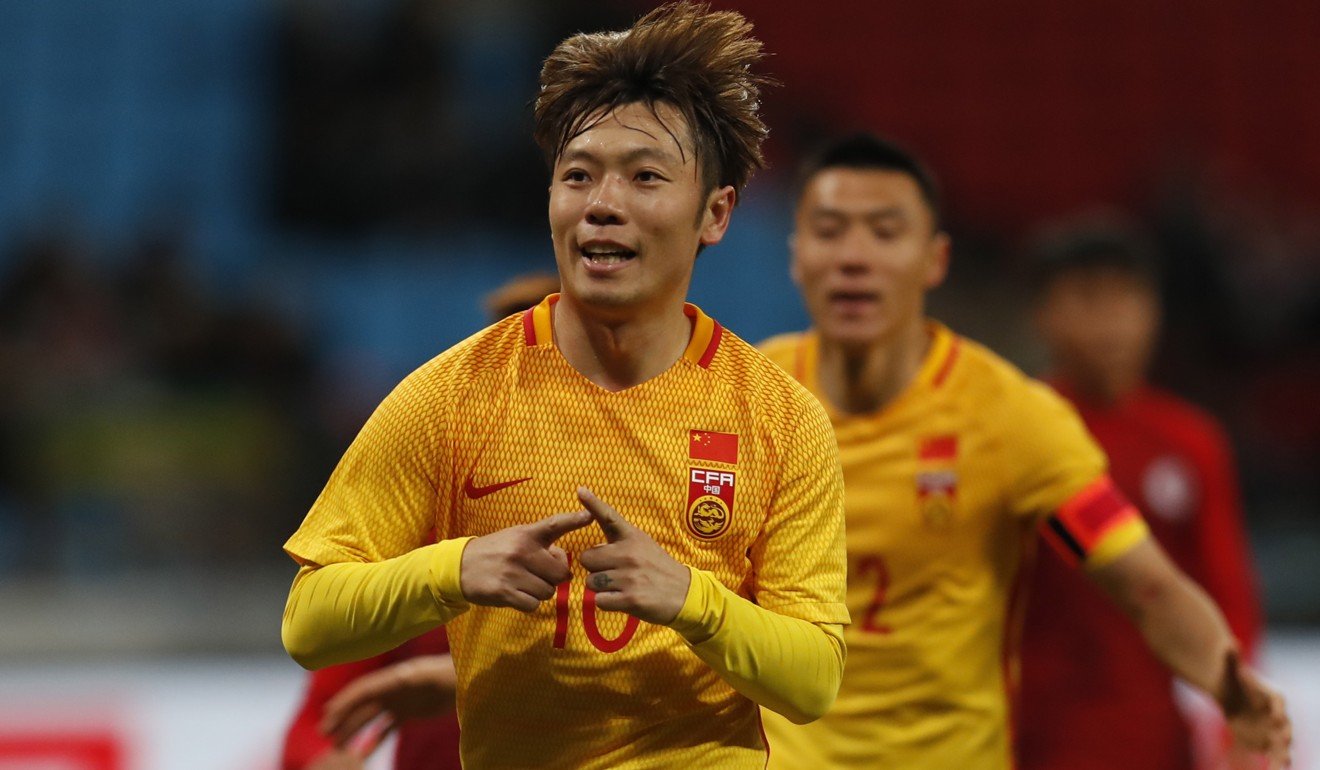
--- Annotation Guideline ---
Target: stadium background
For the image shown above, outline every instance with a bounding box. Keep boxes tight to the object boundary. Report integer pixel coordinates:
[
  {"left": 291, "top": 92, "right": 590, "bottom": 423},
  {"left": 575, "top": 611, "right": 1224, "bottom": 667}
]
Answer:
[{"left": 0, "top": 0, "right": 1315, "bottom": 767}]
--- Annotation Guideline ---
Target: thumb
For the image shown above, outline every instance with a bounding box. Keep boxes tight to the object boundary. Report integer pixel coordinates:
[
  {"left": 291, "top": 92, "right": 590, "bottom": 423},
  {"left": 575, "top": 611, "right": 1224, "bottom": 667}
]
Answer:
[
  {"left": 529, "top": 509, "right": 593, "bottom": 546},
  {"left": 1219, "top": 649, "right": 1264, "bottom": 716},
  {"left": 578, "top": 486, "right": 630, "bottom": 543}
]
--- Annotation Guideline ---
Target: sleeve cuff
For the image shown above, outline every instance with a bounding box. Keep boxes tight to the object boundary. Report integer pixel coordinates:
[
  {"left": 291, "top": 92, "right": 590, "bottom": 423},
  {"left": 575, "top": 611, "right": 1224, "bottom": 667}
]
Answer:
[
  {"left": 667, "top": 567, "right": 725, "bottom": 644},
  {"left": 429, "top": 537, "right": 475, "bottom": 608}
]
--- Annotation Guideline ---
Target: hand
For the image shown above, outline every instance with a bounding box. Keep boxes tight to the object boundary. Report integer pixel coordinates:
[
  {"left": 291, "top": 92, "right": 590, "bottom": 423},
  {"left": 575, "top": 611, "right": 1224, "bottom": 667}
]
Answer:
[
  {"left": 576, "top": 487, "right": 691, "bottom": 625},
  {"left": 306, "top": 748, "right": 366, "bottom": 770},
  {"left": 1217, "top": 650, "right": 1292, "bottom": 768},
  {"left": 460, "top": 510, "right": 592, "bottom": 611},
  {"left": 321, "top": 654, "right": 458, "bottom": 751}
]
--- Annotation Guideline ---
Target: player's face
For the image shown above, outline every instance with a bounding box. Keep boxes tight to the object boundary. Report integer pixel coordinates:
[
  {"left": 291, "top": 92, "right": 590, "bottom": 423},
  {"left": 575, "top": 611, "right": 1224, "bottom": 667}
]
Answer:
[
  {"left": 549, "top": 102, "right": 734, "bottom": 318},
  {"left": 791, "top": 168, "right": 949, "bottom": 351},
  {"left": 1036, "top": 267, "right": 1159, "bottom": 401}
]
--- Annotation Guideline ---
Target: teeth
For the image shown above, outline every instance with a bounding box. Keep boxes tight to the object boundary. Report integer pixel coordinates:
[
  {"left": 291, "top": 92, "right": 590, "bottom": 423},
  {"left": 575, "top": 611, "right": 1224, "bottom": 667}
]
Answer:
[{"left": 581, "top": 245, "right": 634, "bottom": 264}]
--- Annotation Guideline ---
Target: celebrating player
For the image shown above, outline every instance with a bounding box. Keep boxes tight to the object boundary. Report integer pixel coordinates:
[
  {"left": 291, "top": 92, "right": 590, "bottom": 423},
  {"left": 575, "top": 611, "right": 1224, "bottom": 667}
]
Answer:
[
  {"left": 757, "top": 134, "right": 1290, "bottom": 769},
  {"left": 1018, "top": 220, "right": 1265, "bottom": 770},
  {"left": 280, "top": 5, "right": 848, "bottom": 769}
]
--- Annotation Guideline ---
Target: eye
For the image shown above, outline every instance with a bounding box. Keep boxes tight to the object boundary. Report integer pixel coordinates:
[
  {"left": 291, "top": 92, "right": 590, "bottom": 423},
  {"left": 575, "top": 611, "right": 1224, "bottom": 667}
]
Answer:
[
  {"left": 635, "top": 170, "right": 666, "bottom": 183},
  {"left": 562, "top": 169, "right": 590, "bottom": 184}
]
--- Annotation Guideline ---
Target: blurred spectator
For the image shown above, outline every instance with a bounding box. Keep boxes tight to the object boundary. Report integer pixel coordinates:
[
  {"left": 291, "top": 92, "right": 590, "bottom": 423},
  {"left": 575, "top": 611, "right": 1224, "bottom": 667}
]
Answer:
[{"left": 0, "top": 226, "right": 330, "bottom": 577}]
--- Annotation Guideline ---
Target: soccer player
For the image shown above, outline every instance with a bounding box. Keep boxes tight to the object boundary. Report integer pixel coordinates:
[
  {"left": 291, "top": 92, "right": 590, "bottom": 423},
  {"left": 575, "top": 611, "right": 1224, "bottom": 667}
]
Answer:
[
  {"left": 1018, "top": 221, "right": 1265, "bottom": 770},
  {"left": 757, "top": 134, "right": 1290, "bottom": 769},
  {"left": 279, "top": 274, "right": 558, "bottom": 770},
  {"left": 280, "top": 5, "right": 849, "bottom": 769}
]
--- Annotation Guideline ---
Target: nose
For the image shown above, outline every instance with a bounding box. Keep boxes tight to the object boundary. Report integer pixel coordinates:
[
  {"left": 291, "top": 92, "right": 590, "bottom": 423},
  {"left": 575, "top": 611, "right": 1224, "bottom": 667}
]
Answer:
[
  {"left": 832, "top": 226, "right": 874, "bottom": 275},
  {"left": 585, "top": 176, "right": 627, "bottom": 226}
]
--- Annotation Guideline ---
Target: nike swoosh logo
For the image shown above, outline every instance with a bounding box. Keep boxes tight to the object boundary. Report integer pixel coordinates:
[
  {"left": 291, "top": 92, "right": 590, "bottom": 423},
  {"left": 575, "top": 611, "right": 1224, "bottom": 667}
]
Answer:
[{"left": 464, "top": 475, "right": 532, "bottom": 499}]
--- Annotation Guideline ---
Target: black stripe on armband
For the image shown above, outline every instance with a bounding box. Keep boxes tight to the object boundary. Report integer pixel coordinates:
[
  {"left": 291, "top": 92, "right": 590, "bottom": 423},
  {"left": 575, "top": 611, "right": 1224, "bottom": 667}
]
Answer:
[{"left": 1047, "top": 517, "right": 1087, "bottom": 561}]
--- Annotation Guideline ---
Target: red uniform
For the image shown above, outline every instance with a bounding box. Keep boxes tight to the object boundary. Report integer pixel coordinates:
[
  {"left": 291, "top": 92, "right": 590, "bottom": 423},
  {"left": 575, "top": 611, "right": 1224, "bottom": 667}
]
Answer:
[
  {"left": 282, "top": 629, "right": 461, "bottom": 770},
  {"left": 1018, "top": 383, "right": 1262, "bottom": 770}
]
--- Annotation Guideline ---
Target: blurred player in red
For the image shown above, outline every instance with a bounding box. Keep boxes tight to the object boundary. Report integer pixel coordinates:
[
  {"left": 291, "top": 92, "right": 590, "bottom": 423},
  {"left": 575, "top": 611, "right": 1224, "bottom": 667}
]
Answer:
[
  {"left": 280, "top": 274, "right": 559, "bottom": 770},
  {"left": 1019, "top": 219, "right": 1265, "bottom": 770},
  {"left": 282, "top": 630, "right": 458, "bottom": 770}
]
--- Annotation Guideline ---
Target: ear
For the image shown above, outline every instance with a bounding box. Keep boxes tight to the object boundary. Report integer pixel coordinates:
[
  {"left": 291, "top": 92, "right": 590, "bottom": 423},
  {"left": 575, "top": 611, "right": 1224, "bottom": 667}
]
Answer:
[
  {"left": 924, "top": 232, "right": 951, "bottom": 290},
  {"left": 788, "top": 231, "right": 803, "bottom": 286},
  {"left": 699, "top": 185, "right": 737, "bottom": 247}
]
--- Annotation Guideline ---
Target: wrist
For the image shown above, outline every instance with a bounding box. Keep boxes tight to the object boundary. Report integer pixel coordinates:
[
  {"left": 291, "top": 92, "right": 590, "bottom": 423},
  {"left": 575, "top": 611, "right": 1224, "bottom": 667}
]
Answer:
[
  {"left": 432, "top": 537, "right": 475, "bottom": 607},
  {"left": 654, "top": 559, "right": 693, "bottom": 625}
]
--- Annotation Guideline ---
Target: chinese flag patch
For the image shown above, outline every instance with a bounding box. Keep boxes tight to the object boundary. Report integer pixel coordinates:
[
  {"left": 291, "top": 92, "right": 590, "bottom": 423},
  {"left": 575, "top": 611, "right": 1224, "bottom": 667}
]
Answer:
[
  {"left": 689, "top": 429, "right": 738, "bottom": 464},
  {"left": 918, "top": 435, "right": 958, "bottom": 461}
]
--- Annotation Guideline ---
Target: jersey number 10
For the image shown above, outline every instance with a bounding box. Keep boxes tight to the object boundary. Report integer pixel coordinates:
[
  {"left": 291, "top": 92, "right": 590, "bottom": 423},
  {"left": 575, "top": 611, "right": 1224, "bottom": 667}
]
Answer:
[{"left": 551, "top": 553, "right": 640, "bottom": 653}]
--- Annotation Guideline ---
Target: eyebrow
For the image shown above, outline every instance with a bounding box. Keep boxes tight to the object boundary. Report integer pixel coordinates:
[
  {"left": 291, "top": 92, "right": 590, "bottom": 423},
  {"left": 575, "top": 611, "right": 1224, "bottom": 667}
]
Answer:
[
  {"left": 810, "top": 205, "right": 909, "bottom": 222},
  {"left": 561, "top": 146, "right": 679, "bottom": 167}
]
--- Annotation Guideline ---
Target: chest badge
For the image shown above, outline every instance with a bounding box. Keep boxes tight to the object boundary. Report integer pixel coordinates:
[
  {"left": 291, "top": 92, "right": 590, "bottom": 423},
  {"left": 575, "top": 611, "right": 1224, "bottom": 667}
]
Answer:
[
  {"left": 1142, "top": 455, "right": 1197, "bottom": 522},
  {"left": 687, "top": 430, "right": 739, "bottom": 541},
  {"left": 917, "top": 434, "right": 959, "bottom": 528}
]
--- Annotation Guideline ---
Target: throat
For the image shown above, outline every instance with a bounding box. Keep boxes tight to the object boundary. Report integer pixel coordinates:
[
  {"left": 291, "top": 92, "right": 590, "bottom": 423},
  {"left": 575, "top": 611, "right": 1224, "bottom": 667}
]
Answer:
[
  {"left": 553, "top": 298, "right": 691, "bottom": 391},
  {"left": 818, "top": 324, "right": 931, "bottom": 415}
]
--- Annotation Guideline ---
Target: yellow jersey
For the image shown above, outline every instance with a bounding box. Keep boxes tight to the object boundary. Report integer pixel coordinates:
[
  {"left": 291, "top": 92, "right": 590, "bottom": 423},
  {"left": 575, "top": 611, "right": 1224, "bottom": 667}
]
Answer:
[
  {"left": 759, "top": 323, "right": 1147, "bottom": 770},
  {"left": 285, "top": 295, "right": 848, "bottom": 769}
]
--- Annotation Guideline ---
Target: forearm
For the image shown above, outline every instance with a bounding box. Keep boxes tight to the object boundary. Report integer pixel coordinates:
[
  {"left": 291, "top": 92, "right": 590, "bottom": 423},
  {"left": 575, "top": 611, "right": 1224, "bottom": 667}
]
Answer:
[
  {"left": 282, "top": 538, "right": 472, "bottom": 670},
  {"left": 667, "top": 568, "right": 845, "bottom": 724},
  {"left": 1135, "top": 574, "right": 1236, "bottom": 693},
  {"left": 1095, "top": 540, "right": 1236, "bottom": 695}
]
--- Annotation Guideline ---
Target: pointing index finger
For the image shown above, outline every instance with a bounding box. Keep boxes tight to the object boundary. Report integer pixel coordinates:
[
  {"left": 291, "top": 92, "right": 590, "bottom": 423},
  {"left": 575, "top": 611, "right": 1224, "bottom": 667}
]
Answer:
[
  {"left": 530, "top": 509, "right": 593, "bottom": 546},
  {"left": 578, "top": 486, "right": 628, "bottom": 542}
]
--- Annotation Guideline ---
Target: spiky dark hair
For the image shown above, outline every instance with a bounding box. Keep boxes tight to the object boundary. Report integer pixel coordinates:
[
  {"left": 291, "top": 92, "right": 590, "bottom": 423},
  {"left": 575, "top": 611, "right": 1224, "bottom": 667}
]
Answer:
[{"left": 533, "top": 2, "right": 773, "bottom": 196}]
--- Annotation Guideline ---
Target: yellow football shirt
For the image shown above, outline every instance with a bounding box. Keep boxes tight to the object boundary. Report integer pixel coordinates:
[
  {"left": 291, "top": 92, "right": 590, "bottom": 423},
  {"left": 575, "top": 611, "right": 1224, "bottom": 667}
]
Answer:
[
  {"left": 759, "top": 323, "right": 1147, "bottom": 770},
  {"left": 285, "top": 295, "right": 848, "bottom": 769}
]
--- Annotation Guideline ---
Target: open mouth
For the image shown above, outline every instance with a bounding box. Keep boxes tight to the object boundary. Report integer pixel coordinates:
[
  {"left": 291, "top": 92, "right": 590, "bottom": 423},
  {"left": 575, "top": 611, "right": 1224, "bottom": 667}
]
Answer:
[
  {"left": 579, "top": 242, "right": 638, "bottom": 266},
  {"left": 828, "top": 290, "right": 880, "bottom": 314},
  {"left": 829, "top": 290, "right": 879, "bottom": 303}
]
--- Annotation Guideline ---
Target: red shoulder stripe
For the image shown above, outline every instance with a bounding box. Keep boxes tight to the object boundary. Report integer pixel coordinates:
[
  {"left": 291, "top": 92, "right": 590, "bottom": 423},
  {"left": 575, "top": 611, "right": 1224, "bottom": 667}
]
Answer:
[
  {"left": 522, "top": 306, "right": 537, "bottom": 346},
  {"left": 697, "top": 320, "right": 723, "bottom": 369},
  {"left": 932, "top": 337, "right": 961, "bottom": 388}
]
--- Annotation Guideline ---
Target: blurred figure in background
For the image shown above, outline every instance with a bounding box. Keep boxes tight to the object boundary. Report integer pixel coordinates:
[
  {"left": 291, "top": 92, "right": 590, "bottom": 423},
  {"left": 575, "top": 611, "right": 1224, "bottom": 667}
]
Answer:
[
  {"left": 280, "top": 273, "right": 558, "bottom": 770},
  {"left": 482, "top": 272, "right": 562, "bottom": 321},
  {"left": 1019, "top": 218, "right": 1264, "bottom": 770},
  {"left": 283, "top": 629, "right": 457, "bottom": 770}
]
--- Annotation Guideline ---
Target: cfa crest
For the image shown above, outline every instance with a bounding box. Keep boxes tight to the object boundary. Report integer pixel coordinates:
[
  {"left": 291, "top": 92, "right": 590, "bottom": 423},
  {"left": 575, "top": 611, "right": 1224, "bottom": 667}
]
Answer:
[
  {"left": 687, "top": 495, "right": 730, "bottom": 539},
  {"left": 916, "top": 434, "right": 959, "bottom": 529},
  {"left": 687, "top": 467, "right": 735, "bottom": 540}
]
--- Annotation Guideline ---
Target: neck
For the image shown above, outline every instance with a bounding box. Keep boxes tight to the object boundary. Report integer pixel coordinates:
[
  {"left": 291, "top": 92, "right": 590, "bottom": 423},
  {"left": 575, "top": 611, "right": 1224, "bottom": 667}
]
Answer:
[
  {"left": 1056, "top": 370, "right": 1139, "bottom": 408},
  {"left": 817, "top": 317, "right": 931, "bottom": 415},
  {"left": 553, "top": 295, "right": 692, "bottom": 391}
]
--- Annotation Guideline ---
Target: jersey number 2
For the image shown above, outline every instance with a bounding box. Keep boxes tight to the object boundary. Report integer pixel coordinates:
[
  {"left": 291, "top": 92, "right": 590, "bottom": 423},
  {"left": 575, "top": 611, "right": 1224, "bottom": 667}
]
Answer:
[
  {"left": 551, "top": 554, "right": 640, "bottom": 653},
  {"left": 858, "top": 554, "right": 892, "bottom": 634}
]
